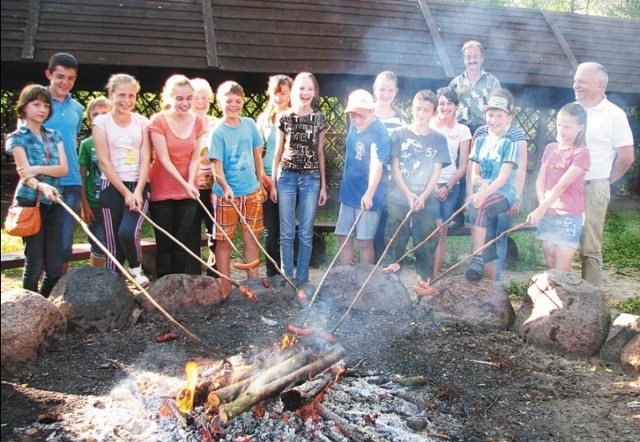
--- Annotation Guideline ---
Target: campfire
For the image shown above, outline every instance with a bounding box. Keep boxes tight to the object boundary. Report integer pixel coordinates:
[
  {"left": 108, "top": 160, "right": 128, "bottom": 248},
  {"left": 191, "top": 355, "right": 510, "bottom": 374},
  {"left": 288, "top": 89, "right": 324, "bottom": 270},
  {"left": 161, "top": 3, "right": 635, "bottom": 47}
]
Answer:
[{"left": 166, "top": 325, "right": 346, "bottom": 438}]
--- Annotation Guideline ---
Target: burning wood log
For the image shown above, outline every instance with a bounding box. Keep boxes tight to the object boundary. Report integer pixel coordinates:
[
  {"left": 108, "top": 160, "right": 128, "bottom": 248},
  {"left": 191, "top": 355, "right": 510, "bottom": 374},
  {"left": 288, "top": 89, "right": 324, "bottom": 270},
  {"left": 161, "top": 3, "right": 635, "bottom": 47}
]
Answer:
[
  {"left": 217, "top": 345, "right": 346, "bottom": 424},
  {"left": 280, "top": 370, "right": 335, "bottom": 411},
  {"left": 207, "top": 349, "right": 314, "bottom": 407},
  {"left": 316, "top": 402, "right": 378, "bottom": 442}
]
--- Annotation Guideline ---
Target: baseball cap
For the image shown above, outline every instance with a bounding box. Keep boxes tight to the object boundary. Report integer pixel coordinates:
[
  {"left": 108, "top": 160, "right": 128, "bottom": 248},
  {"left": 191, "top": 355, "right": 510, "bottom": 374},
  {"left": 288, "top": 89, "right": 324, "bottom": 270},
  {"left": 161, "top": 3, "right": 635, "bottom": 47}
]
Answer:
[
  {"left": 484, "top": 95, "right": 513, "bottom": 114},
  {"left": 345, "top": 89, "right": 375, "bottom": 114}
]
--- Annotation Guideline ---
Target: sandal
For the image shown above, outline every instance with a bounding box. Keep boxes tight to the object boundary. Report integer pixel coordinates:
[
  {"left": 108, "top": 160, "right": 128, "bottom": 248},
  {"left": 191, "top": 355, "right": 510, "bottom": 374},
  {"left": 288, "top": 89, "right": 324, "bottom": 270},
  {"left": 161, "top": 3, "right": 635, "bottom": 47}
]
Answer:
[{"left": 465, "top": 256, "right": 484, "bottom": 281}]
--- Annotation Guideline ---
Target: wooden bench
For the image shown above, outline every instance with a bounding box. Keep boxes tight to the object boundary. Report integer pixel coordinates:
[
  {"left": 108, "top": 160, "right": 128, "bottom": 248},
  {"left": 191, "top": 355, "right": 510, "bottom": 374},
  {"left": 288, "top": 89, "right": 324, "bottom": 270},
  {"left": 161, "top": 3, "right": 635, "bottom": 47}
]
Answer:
[
  {"left": 1, "top": 235, "right": 209, "bottom": 271},
  {"left": 313, "top": 220, "right": 536, "bottom": 237},
  {"left": 310, "top": 220, "right": 536, "bottom": 264}
]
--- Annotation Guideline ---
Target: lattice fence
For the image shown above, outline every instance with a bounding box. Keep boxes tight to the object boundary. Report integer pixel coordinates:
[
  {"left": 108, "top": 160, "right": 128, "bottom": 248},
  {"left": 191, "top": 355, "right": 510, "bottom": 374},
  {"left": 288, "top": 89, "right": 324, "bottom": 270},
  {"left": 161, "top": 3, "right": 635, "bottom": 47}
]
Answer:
[{"left": 0, "top": 88, "right": 574, "bottom": 190}]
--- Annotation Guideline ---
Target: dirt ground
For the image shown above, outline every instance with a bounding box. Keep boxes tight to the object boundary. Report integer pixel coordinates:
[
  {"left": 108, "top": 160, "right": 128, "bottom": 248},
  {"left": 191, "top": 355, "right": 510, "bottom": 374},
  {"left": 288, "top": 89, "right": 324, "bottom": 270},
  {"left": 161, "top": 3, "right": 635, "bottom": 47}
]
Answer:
[{"left": 1, "top": 262, "right": 639, "bottom": 442}]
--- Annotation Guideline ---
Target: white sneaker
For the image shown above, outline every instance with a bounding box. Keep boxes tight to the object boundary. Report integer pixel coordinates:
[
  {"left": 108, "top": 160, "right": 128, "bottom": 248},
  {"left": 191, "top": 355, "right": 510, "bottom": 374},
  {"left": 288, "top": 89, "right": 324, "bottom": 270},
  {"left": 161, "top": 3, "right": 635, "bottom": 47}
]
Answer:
[{"left": 130, "top": 266, "right": 150, "bottom": 288}]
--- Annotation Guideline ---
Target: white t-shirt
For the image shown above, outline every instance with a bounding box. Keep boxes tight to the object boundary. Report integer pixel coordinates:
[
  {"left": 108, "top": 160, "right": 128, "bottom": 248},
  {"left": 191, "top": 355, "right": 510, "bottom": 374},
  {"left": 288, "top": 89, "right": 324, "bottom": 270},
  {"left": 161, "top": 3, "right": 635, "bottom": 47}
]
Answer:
[
  {"left": 93, "top": 112, "right": 150, "bottom": 182},
  {"left": 430, "top": 120, "right": 472, "bottom": 183},
  {"left": 583, "top": 97, "right": 633, "bottom": 181}
]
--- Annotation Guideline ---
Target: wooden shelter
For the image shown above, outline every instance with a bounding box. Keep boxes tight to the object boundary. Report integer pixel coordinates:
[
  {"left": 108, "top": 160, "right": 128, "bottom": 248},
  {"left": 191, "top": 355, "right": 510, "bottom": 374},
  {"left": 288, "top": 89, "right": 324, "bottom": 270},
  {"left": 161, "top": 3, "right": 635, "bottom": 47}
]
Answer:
[
  {"left": 2, "top": 0, "right": 639, "bottom": 105},
  {"left": 2, "top": 0, "right": 638, "bottom": 193}
]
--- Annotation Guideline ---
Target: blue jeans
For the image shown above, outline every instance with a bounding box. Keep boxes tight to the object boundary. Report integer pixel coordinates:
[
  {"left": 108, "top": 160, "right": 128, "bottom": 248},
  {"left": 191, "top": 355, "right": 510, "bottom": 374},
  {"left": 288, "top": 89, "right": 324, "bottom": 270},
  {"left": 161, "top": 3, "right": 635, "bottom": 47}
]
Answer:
[
  {"left": 495, "top": 213, "right": 512, "bottom": 283},
  {"left": 21, "top": 201, "right": 64, "bottom": 297},
  {"left": 277, "top": 170, "right": 320, "bottom": 285},
  {"left": 60, "top": 186, "right": 82, "bottom": 264}
]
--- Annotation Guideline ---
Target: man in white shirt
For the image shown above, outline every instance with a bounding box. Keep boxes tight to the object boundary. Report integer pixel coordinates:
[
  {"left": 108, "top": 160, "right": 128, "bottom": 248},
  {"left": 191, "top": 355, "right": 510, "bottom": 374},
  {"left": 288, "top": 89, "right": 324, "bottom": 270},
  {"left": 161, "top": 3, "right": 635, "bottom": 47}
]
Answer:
[{"left": 573, "top": 62, "right": 634, "bottom": 286}]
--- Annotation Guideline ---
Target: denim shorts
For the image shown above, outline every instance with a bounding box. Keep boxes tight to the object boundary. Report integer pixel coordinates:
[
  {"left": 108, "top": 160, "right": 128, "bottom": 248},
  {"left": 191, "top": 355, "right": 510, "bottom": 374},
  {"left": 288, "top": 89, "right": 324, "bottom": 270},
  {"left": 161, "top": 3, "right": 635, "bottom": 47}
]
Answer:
[
  {"left": 536, "top": 213, "right": 584, "bottom": 248},
  {"left": 335, "top": 203, "right": 381, "bottom": 240},
  {"left": 436, "top": 183, "right": 461, "bottom": 221}
]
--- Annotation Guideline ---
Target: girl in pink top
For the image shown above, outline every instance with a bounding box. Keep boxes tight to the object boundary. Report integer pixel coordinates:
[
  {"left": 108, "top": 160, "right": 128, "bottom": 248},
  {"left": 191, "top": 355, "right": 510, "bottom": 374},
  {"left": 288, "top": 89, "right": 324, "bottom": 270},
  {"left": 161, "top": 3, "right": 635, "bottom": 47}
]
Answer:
[
  {"left": 526, "top": 102, "right": 590, "bottom": 271},
  {"left": 148, "top": 75, "right": 207, "bottom": 277}
]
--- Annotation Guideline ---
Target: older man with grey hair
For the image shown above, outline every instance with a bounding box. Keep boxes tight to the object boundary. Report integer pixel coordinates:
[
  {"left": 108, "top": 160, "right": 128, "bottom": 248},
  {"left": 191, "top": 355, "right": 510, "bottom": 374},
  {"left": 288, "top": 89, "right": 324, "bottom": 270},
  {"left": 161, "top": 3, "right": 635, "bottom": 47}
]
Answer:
[{"left": 573, "top": 61, "right": 634, "bottom": 286}]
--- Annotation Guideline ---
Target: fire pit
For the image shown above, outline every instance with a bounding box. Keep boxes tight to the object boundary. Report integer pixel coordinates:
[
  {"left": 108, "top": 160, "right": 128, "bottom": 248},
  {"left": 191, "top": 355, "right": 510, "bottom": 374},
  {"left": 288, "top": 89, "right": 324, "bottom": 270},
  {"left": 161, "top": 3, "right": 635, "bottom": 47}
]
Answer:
[{"left": 1, "top": 275, "right": 637, "bottom": 441}]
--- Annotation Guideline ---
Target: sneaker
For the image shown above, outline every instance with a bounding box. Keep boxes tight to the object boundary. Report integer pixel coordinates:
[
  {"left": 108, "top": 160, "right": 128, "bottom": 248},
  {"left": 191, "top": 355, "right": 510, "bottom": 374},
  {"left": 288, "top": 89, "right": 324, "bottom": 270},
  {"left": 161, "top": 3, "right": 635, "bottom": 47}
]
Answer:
[
  {"left": 130, "top": 266, "right": 150, "bottom": 288},
  {"left": 465, "top": 256, "right": 484, "bottom": 281}
]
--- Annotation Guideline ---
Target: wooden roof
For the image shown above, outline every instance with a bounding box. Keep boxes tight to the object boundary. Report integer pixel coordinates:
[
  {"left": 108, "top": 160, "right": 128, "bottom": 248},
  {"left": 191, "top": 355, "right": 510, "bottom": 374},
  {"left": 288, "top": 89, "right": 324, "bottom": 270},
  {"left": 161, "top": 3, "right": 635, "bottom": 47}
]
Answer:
[{"left": 1, "top": 0, "right": 638, "bottom": 106}]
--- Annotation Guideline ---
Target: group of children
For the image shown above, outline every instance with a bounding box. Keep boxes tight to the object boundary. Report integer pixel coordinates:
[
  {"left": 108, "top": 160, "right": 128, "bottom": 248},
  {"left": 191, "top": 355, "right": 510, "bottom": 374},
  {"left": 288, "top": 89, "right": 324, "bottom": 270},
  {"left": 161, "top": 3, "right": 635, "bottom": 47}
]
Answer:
[{"left": 8, "top": 63, "right": 590, "bottom": 298}]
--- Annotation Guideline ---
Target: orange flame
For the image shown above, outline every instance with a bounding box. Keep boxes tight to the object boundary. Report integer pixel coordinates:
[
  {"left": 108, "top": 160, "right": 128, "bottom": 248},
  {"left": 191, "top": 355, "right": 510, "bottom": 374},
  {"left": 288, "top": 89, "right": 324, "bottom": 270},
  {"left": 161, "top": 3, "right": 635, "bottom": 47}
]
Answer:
[
  {"left": 280, "top": 332, "right": 298, "bottom": 350},
  {"left": 176, "top": 361, "right": 198, "bottom": 412}
]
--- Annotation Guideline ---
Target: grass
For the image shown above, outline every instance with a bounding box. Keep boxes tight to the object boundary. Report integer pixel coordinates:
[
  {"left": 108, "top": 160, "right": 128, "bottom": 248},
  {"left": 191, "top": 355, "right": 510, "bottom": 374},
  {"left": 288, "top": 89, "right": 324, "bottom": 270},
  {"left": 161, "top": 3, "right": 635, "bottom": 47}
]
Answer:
[{"left": 3, "top": 206, "right": 639, "bottom": 286}]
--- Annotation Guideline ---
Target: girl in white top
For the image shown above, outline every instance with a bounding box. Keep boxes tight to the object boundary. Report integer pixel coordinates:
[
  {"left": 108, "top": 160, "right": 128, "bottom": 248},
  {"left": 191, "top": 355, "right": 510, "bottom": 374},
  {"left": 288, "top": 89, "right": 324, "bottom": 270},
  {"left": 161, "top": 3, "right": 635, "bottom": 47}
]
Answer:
[
  {"left": 430, "top": 87, "right": 472, "bottom": 278},
  {"left": 93, "top": 73, "right": 152, "bottom": 287}
]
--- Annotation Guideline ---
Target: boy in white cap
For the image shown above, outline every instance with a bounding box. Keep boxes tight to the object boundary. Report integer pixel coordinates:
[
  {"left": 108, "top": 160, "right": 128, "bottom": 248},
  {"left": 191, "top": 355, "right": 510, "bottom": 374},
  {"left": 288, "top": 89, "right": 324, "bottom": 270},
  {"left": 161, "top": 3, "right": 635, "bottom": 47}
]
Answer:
[
  {"left": 335, "top": 89, "right": 391, "bottom": 265},
  {"left": 465, "top": 89, "right": 519, "bottom": 281}
]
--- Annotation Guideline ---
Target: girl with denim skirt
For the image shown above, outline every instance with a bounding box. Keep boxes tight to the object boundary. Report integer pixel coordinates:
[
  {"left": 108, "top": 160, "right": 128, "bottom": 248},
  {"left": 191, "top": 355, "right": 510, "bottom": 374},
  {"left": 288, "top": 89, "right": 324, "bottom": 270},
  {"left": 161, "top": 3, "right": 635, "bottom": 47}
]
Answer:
[{"left": 526, "top": 102, "right": 590, "bottom": 271}]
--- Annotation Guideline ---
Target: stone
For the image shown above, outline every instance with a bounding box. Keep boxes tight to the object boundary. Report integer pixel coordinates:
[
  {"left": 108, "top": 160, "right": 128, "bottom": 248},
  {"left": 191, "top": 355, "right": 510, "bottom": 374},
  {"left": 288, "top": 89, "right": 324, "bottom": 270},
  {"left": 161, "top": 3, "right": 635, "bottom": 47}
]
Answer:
[
  {"left": 49, "top": 267, "right": 135, "bottom": 333},
  {"left": 514, "top": 270, "right": 611, "bottom": 357},
  {"left": 620, "top": 334, "right": 640, "bottom": 373},
  {"left": 1, "top": 289, "right": 67, "bottom": 368},
  {"left": 599, "top": 313, "right": 640, "bottom": 363},
  {"left": 318, "top": 264, "right": 411, "bottom": 311},
  {"left": 417, "top": 275, "right": 515, "bottom": 330},
  {"left": 142, "top": 274, "right": 224, "bottom": 312}
]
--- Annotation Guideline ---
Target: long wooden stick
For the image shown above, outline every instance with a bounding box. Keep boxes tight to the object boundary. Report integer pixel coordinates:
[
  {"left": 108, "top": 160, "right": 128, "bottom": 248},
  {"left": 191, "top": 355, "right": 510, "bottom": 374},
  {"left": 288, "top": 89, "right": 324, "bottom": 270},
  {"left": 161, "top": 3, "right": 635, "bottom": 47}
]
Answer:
[
  {"left": 227, "top": 198, "right": 298, "bottom": 292},
  {"left": 301, "top": 208, "right": 365, "bottom": 324},
  {"left": 431, "top": 221, "right": 530, "bottom": 284},
  {"left": 135, "top": 208, "right": 241, "bottom": 289},
  {"left": 393, "top": 200, "right": 472, "bottom": 265},
  {"left": 330, "top": 207, "right": 414, "bottom": 335},
  {"left": 196, "top": 196, "right": 242, "bottom": 259},
  {"left": 57, "top": 198, "right": 224, "bottom": 357}
]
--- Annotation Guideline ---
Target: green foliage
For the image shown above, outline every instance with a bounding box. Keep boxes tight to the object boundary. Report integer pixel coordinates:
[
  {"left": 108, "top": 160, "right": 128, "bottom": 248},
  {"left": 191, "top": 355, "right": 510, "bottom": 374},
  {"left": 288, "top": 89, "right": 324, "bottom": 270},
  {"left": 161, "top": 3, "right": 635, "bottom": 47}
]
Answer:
[
  {"left": 438, "top": 0, "right": 640, "bottom": 18},
  {"left": 504, "top": 280, "right": 529, "bottom": 300},
  {"left": 612, "top": 296, "right": 640, "bottom": 315},
  {"left": 602, "top": 208, "right": 640, "bottom": 270}
]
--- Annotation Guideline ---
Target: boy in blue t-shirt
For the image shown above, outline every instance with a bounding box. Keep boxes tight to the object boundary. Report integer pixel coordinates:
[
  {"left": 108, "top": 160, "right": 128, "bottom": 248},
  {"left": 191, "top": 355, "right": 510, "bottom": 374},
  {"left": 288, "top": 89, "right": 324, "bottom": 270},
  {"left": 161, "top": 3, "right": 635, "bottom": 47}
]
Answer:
[
  {"left": 335, "top": 89, "right": 391, "bottom": 265},
  {"left": 466, "top": 89, "right": 519, "bottom": 281},
  {"left": 382, "top": 90, "right": 450, "bottom": 293},
  {"left": 209, "top": 81, "right": 265, "bottom": 297}
]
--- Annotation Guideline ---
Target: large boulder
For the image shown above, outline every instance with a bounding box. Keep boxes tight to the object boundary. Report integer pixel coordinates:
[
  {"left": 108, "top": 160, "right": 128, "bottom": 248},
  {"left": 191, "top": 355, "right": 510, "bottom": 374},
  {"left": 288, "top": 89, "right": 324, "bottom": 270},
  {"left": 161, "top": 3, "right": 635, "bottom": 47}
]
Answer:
[
  {"left": 514, "top": 270, "right": 611, "bottom": 357},
  {"left": 142, "top": 274, "right": 224, "bottom": 312},
  {"left": 599, "top": 313, "right": 639, "bottom": 363},
  {"left": 416, "top": 275, "right": 515, "bottom": 330},
  {"left": 50, "top": 267, "right": 135, "bottom": 333},
  {"left": 1, "top": 289, "right": 67, "bottom": 368},
  {"left": 319, "top": 264, "right": 411, "bottom": 311}
]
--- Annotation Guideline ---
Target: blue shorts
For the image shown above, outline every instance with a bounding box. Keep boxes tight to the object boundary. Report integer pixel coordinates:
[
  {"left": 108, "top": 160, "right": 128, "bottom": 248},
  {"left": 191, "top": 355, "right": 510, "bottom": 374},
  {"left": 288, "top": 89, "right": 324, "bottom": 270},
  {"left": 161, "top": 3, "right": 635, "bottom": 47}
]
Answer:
[
  {"left": 536, "top": 213, "right": 583, "bottom": 248},
  {"left": 335, "top": 203, "right": 381, "bottom": 240},
  {"left": 436, "top": 183, "right": 461, "bottom": 221}
]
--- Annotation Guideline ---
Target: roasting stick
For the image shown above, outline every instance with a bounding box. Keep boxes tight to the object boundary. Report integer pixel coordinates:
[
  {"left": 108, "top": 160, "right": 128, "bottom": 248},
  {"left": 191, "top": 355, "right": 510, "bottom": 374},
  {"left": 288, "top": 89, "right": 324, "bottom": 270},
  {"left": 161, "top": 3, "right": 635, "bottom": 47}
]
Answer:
[
  {"left": 301, "top": 208, "right": 365, "bottom": 326},
  {"left": 431, "top": 221, "right": 530, "bottom": 284},
  {"left": 135, "top": 209, "right": 253, "bottom": 298},
  {"left": 392, "top": 200, "right": 472, "bottom": 266},
  {"left": 57, "top": 198, "right": 225, "bottom": 357},
  {"left": 227, "top": 198, "right": 298, "bottom": 292},
  {"left": 330, "top": 207, "right": 414, "bottom": 335},
  {"left": 196, "top": 197, "right": 259, "bottom": 270}
]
